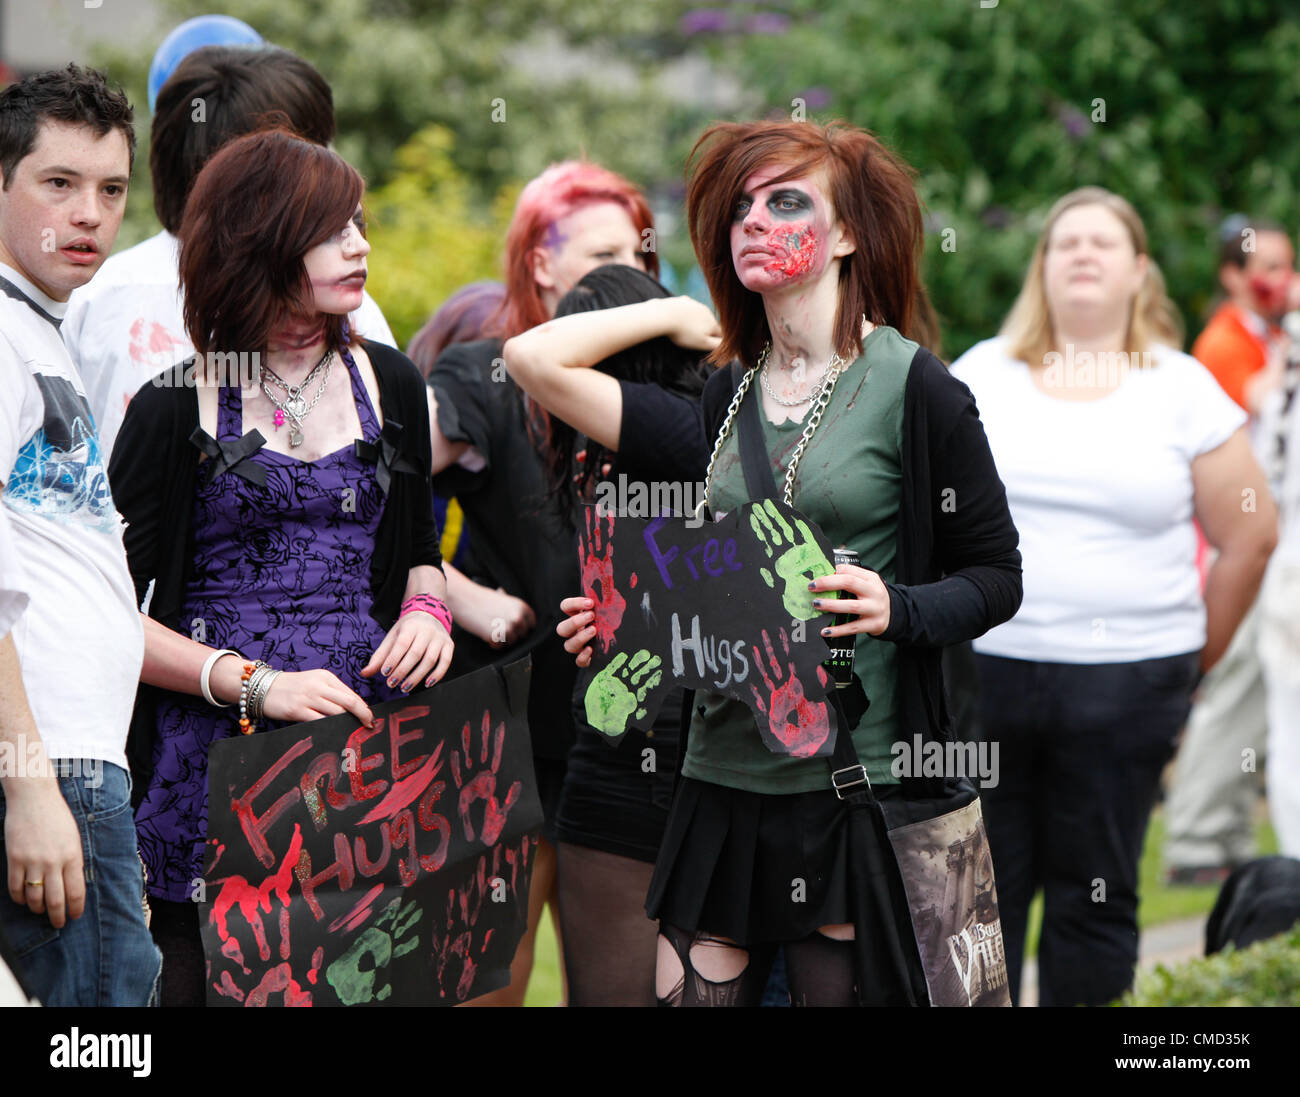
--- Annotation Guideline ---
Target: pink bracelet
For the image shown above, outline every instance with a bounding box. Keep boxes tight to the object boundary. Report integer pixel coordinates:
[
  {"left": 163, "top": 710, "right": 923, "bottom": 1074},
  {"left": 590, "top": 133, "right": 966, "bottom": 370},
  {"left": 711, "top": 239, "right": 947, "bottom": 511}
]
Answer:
[{"left": 401, "top": 594, "right": 453, "bottom": 634}]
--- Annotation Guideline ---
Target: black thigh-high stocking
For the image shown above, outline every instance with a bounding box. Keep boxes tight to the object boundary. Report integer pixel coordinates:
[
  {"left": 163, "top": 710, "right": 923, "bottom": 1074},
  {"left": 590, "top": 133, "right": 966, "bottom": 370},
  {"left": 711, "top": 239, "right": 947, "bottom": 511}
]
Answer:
[
  {"left": 555, "top": 842, "right": 659, "bottom": 1006},
  {"left": 784, "top": 925, "right": 860, "bottom": 1007},
  {"left": 655, "top": 923, "right": 777, "bottom": 1007}
]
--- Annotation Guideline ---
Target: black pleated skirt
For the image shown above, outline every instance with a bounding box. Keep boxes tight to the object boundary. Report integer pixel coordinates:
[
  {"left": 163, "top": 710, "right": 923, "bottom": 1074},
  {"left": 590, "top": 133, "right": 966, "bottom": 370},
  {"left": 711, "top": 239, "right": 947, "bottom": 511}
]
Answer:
[{"left": 645, "top": 775, "right": 907, "bottom": 947}]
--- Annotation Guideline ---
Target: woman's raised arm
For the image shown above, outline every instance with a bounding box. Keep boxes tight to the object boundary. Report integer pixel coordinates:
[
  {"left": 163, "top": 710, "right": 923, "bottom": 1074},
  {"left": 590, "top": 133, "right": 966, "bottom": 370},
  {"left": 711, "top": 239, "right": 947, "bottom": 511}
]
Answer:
[{"left": 503, "top": 296, "right": 719, "bottom": 451}]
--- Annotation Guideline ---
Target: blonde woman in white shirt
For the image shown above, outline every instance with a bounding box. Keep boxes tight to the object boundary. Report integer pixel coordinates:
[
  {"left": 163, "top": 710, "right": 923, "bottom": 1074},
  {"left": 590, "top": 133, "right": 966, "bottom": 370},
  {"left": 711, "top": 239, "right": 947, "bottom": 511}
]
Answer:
[{"left": 950, "top": 186, "right": 1277, "bottom": 1007}]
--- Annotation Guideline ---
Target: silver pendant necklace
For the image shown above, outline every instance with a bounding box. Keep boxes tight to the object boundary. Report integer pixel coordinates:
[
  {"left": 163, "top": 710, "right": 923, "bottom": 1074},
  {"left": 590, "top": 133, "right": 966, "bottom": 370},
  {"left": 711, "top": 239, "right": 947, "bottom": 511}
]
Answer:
[{"left": 261, "top": 349, "right": 334, "bottom": 448}]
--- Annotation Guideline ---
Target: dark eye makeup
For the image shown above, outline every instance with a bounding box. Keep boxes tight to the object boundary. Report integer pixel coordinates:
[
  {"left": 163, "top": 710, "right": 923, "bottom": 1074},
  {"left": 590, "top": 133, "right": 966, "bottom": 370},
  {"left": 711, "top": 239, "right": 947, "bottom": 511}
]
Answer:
[{"left": 733, "top": 187, "right": 814, "bottom": 222}]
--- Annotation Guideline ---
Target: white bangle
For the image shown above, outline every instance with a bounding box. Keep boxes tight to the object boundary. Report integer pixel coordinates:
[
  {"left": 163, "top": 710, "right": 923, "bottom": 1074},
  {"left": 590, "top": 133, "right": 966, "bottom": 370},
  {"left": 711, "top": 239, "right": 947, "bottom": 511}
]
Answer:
[{"left": 201, "top": 649, "right": 241, "bottom": 707}]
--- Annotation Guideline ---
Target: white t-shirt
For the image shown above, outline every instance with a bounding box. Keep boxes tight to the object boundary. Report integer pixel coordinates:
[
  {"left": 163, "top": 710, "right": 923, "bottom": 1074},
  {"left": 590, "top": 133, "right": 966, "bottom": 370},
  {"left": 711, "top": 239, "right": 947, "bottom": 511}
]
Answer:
[
  {"left": 0, "top": 263, "right": 143, "bottom": 769},
  {"left": 950, "top": 336, "right": 1247, "bottom": 663},
  {"left": 63, "top": 230, "right": 398, "bottom": 457},
  {"left": 1259, "top": 372, "right": 1300, "bottom": 565}
]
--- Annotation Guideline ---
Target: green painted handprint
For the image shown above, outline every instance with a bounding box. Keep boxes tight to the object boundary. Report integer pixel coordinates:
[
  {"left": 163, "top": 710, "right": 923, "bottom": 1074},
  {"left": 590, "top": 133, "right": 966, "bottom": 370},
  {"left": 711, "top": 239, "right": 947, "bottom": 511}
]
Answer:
[
  {"left": 749, "top": 499, "right": 834, "bottom": 619},
  {"left": 325, "top": 897, "right": 422, "bottom": 1005},
  {"left": 584, "top": 649, "right": 663, "bottom": 737}
]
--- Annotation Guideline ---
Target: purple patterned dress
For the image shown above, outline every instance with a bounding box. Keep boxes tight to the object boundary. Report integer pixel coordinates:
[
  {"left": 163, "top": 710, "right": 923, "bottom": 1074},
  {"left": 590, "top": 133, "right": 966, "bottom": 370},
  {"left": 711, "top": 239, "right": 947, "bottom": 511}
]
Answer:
[{"left": 135, "top": 349, "right": 400, "bottom": 901}]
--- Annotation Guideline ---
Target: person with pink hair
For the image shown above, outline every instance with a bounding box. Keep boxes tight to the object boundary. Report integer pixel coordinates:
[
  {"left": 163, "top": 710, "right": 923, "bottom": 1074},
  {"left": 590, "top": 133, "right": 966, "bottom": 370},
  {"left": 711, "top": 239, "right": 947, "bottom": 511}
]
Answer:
[{"left": 426, "top": 160, "right": 654, "bottom": 1005}]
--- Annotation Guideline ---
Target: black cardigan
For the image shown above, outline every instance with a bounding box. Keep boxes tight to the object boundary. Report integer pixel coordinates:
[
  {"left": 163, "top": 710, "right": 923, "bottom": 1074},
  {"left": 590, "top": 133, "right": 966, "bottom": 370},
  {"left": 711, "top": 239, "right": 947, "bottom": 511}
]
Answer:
[
  {"left": 108, "top": 340, "right": 443, "bottom": 796},
  {"left": 699, "top": 343, "right": 1023, "bottom": 798}
]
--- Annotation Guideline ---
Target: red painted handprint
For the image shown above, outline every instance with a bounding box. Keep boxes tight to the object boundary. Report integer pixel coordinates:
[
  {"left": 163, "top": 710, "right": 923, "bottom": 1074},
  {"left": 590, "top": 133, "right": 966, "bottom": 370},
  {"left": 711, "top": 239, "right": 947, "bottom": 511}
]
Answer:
[
  {"left": 580, "top": 506, "right": 626, "bottom": 653},
  {"left": 451, "top": 711, "right": 523, "bottom": 846},
  {"left": 749, "top": 627, "right": 832, "bottom": 758}
]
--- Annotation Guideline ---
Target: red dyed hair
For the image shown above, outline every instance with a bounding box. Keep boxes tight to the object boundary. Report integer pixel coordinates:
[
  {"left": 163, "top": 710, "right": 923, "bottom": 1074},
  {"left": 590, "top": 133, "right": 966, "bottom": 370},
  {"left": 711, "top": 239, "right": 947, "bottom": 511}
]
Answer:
[
  {"left": 179, "top": 127, "right": 363, "bottom": 357},
  {"left": 686, "top": 120, "right": 935, "bottom": 365},
  {"left": 491, "top": 160, "right": 657, "bottom": 340}
]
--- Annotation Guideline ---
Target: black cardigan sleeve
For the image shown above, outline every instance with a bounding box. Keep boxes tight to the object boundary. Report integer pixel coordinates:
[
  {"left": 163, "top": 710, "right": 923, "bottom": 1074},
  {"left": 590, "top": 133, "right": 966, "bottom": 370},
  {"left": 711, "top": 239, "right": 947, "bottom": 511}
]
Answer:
[
  {"left": 366, "top": 340, "right": 443, "bottom": 626},
  {"left": 108, "top": 363, "right": 197, "bottom": 612},
  {"left": 879, "top": 349, "right": 1023, "bottom": 647}
]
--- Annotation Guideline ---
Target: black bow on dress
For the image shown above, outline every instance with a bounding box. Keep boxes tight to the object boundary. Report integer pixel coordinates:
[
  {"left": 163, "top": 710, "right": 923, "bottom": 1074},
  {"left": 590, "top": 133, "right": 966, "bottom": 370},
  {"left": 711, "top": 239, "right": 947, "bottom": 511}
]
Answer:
[
  {"left": 189, "top": 427, "right": 268, "bottom": 487},
  {"left": 353, "top": 420, "right": 416, "bottom": 496}
]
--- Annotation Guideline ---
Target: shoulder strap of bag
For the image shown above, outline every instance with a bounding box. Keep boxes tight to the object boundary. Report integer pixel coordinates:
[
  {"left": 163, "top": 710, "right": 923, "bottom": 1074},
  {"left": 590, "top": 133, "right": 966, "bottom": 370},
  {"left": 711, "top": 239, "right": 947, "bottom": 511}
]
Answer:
[{"left": 733, "top": 361, "right": 782, "bottom": 500}]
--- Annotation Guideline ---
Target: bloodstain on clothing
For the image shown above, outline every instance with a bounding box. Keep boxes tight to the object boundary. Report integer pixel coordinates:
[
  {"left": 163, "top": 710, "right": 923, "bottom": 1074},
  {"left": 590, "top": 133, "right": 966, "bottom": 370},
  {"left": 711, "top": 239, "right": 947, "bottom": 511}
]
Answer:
[
  {"left": 128, "top": 317, "right": 187, "bottom": 366},
  {"left": 629, "top": 571, "right": 638, "bottom": 589},
  {"left": 763, "top": 224, "right": 818, "bottom": 280},
  {"left": 749, "top": 627, "right": 831, "bottom": 757},
  {"left": 580, "top": 508, "right": 626, "bottom": 652}
]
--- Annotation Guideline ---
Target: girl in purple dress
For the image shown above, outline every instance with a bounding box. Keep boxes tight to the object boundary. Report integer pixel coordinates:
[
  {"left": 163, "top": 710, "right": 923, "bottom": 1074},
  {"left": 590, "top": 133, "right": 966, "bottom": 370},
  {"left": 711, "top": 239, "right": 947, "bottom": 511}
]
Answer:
[{"left": 109, "top": 129, "right": 453, "bottom": 1005}]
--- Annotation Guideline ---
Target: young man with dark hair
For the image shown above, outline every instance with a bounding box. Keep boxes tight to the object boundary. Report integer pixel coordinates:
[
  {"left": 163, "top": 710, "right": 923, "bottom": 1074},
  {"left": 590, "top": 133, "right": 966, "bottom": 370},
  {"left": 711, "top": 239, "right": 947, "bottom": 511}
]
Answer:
[
  {"left": 0, "top": 63, "right": 161, "bottom": 1006},
  {"left": 64, "top": 44, "right": 395, "bottom": 455}
]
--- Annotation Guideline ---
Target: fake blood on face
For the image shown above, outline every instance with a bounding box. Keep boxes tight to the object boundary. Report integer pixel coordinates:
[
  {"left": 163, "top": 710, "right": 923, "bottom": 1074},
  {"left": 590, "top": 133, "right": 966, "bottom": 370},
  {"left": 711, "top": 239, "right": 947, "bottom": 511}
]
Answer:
[{"left": 763, "top": 224, "right": 818, "bottom": 280}]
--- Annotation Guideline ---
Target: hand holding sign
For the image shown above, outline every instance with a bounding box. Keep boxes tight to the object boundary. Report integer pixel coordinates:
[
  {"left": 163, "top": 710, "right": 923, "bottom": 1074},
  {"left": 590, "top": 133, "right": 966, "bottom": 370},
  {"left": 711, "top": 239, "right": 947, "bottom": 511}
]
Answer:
[
  {"left": 574, "top": 500, "right": 841, "bottom": 757},
  {"left": 201, "top": 659, "right": 541, "bottom": 1006}
]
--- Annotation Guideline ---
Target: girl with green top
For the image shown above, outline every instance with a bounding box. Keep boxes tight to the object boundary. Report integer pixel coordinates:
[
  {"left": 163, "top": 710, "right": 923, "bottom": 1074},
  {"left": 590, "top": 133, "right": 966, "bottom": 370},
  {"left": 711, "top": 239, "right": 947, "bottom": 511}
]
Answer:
[{"left": 559, "top": 120, "right": 1023, "bottom": 1006}]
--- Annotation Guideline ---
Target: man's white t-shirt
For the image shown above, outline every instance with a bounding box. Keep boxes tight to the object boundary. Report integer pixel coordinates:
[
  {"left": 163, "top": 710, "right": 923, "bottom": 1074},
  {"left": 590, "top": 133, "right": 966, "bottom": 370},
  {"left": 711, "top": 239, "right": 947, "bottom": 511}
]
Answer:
[
  {"left": 950, "top": 337, "right": 1247, "bottom": 663},
  {"left": 0, "top": 263, "right": 143, "bottom": 769},
  {"left": 63, "top": 230, "right": 398, "bottom": 456}
]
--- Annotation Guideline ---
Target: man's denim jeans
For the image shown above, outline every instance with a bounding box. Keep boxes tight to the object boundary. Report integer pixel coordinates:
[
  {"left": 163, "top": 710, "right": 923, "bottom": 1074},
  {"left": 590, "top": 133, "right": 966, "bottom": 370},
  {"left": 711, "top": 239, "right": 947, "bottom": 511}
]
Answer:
[{"left": 0, "top": 760, "right": 161, "bottom": 1006}]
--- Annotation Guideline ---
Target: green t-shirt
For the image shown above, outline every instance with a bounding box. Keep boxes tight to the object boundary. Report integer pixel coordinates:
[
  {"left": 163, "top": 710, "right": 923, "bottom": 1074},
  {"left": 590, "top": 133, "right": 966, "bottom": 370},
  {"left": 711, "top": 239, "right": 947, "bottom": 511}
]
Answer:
[{"left": 682, "top": 325, "right": 913, "bottom": 794}]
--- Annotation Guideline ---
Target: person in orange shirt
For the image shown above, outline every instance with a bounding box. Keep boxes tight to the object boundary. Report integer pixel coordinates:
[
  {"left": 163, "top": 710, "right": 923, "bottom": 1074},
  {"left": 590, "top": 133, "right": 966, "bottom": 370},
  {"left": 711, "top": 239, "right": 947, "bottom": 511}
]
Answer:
[
  {"left": 1165, "top": 216, "right": 1293, "bottom": 884},
  {"left": 1191, "top": 217, "right": 1294, "bottom": 412}
]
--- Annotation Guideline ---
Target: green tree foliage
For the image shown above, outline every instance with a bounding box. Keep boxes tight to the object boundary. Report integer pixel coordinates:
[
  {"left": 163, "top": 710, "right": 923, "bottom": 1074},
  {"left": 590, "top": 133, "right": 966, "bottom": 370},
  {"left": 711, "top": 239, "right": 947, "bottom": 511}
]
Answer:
[
  {"left": 363, "top": 126, "right": 514, "bottom": 348},
  {"left": 698, "top": 0, "right": 1300, "bottom": 357},
  {"left": 152, "top": 0, "right": 700, "bottom": 201},
  {"left": 96, "top": 0, "right": 713, "bottom": 337}
]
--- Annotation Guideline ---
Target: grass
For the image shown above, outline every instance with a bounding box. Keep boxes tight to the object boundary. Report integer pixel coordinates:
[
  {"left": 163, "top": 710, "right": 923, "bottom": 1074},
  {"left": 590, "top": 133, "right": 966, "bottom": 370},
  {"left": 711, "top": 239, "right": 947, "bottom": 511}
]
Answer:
[{"left": 522, "top": 906, "right": 564, "bottom": 1007}]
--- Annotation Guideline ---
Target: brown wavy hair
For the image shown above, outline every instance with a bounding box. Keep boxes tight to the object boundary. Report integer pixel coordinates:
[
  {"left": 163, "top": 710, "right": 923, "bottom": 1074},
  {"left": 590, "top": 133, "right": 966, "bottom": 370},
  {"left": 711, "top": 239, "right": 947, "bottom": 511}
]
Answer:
[
  {"left": 685, "top": 120, "right": 937, "bottom": 365},
  {"left": 179, "top": 127, "right": 363, "bottom": 358}
]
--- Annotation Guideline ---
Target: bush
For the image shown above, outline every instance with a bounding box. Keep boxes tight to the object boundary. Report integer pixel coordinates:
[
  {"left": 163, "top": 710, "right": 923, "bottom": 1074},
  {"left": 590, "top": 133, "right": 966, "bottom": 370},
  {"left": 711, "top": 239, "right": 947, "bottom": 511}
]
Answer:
[
  {"left": 362, "top": 126, "right": 515, "bottom": 349},
  {"left": 1120, "top": 925, "right": 1300, "bottom": 1006}
]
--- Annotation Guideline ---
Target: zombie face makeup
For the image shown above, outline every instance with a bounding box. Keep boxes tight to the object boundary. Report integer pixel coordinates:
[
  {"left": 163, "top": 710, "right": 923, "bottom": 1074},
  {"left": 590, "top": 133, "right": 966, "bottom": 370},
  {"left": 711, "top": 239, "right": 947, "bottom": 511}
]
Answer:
[
  {"left": 302, "top": 206, "right": 370, "bottom": 316},
  {"left": 1240, "top": 231, "right": 1295, "bottom": 322},
  {"left": 730, "top": 165, "right": 841, "bottom": 293}
]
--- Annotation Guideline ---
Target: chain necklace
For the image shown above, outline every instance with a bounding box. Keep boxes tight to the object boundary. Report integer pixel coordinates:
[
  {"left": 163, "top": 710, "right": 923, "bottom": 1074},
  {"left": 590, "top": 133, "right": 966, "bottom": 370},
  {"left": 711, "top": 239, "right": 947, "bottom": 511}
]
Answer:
[
  {"left": 260, "top": 349, "right": 334, "bottom": 448},
  {"left": 702, "top": 344, "right": 850, "bottom": 511},
  {"left": 757, "top": 344, "right": 830, "bottom": 407}
]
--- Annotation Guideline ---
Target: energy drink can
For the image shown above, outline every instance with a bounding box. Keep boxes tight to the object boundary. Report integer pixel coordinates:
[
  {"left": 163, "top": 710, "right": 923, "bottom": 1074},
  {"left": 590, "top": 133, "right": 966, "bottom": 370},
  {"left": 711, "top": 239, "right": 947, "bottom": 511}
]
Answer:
[{"left": 825, "top": 546, "right": 858, "bottom": 688}]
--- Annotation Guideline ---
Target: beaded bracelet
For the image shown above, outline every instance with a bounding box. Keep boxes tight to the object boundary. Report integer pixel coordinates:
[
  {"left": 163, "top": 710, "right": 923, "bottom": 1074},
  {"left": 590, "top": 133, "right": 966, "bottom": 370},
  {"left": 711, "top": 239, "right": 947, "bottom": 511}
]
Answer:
[
  {"left": 238, "top": 661, "right": 261, "bottom": 734},
  {"left": 401, "top": 593, "right": 453, "bottom": 635}
]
